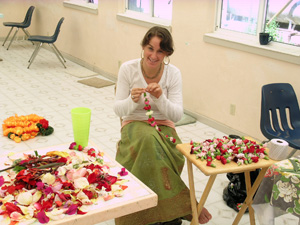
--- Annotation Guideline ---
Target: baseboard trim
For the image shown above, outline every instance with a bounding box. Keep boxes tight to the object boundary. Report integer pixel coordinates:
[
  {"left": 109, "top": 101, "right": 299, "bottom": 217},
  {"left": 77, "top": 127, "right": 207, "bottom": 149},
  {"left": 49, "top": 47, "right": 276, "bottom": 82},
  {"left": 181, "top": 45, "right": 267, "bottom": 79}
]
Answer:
[
  {"left": 183, "top": 109, "right": 251, "bottom": 139},
  {"left": 42, "top": 44, "right": 118, "bottom": 82}
]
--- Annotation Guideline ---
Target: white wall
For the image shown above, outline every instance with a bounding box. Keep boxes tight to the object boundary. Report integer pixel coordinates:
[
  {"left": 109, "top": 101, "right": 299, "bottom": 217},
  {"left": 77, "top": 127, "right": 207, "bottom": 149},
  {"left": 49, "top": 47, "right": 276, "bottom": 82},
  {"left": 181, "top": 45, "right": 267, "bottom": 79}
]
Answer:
[{"left": 1, "top": 0, "right": 299, "bottom": 141}]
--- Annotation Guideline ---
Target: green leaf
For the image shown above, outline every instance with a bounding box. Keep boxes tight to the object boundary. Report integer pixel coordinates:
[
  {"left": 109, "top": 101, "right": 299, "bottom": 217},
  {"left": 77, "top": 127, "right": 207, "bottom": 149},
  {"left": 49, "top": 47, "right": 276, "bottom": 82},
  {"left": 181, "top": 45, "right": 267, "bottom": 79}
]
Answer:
[
  {"left": 264, "top": 194, "right": 270, "bottom": 203},
  {"left": 272, "top": 185, "right": 280, "bottom": 200},
  {"left": 281, "top": 176, "right": 290, "bottom": 182},
  {"left": 13, "top": 165, "right": 26, "bottom": 173},
  {"left": 287, "top": 207, "right": 294, "bottom": 214}
]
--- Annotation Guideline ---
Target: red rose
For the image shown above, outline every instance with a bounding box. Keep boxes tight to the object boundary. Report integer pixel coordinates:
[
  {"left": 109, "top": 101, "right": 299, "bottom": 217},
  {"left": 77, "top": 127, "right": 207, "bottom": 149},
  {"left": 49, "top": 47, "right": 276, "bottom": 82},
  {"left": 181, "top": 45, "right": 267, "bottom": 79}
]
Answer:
[
  {"left": 39, "top": 119, "right": 49, "bottom": 129},
  {"left": 251, "top": 156, "right": 259, "bottom": 163}
]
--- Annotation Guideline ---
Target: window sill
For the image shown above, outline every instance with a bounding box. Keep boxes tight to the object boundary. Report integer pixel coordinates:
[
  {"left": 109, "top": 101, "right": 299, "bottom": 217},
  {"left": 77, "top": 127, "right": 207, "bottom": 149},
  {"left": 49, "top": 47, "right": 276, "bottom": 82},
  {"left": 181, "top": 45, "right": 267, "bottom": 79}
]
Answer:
[
  {"left": 116, "top": 13, "right": 171, "bottom": 31},
  {"left": 204, "top": 30, "right": 300, "bottom": 65},
  {"left": 63, "top": 1, "right": 98, "bottom": 15}
]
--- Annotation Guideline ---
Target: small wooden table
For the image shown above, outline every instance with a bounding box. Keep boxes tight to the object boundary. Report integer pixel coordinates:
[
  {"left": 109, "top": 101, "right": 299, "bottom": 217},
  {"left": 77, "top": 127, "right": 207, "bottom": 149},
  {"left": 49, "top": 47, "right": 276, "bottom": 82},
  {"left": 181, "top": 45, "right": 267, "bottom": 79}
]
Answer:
[{"left": 176, "top": 143, "right": 278, "bottom": 225}]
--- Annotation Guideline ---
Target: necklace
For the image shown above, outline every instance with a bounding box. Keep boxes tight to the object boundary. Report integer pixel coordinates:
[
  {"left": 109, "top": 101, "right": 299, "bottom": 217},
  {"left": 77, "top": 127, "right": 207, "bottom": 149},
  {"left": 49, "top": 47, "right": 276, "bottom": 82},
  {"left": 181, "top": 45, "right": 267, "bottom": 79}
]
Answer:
[{"left": 141, "top": 59, "right": 162, "bottom": 80}]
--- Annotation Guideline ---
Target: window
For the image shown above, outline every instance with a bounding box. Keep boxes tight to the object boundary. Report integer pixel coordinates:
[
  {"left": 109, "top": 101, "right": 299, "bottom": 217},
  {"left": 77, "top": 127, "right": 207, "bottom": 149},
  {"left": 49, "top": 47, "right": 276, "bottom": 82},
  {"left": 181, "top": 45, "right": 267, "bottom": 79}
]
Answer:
[
  {"left": 219, "top": 0, "right": 300, "bottom": 46},
  {"left": 118, "top": 0, "right": 172, "bottom": 27},
  {"left": 127, "top": 0, "right": 172, "bottom": 20},
  {"left": 220, "top": 0, "right": 260, "bottom": 35},
  {"left": 63, "top": 0, "right": 98, "bottom": 14}
]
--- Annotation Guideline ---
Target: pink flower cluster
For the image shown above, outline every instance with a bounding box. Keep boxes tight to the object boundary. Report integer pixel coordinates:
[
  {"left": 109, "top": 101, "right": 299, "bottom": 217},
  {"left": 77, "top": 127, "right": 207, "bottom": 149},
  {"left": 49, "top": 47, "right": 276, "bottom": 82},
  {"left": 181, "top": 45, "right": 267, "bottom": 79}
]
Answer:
[
  {"left": 143, "top": 93, "right": 176, "bottom": 143},
  {"left": 190, "top": 136, "right": 269, "bottom": 167}
]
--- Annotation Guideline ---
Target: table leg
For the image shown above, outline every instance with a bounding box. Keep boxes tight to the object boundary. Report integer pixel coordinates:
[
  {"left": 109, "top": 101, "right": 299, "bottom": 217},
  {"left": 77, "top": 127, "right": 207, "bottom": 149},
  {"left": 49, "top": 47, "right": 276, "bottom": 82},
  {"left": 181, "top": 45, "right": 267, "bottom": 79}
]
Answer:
[
  {"left": 244, "top": 171, "right": 256, "bottom": 225},
  {"left": 187, "top": 160, "right": 199, "bottom": 225},
  {"left": 197, "top": 175, "right": 217, "bottom": 215},
  {"left": 232, "top": 167, "right": 268, "bottom": 225}
]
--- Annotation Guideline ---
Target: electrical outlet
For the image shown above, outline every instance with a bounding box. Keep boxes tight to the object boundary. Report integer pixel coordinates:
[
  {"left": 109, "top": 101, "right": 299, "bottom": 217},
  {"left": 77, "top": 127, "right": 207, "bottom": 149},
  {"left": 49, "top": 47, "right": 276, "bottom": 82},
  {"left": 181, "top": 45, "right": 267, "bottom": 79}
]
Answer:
[{"left": 230, "top": 104, "right": 236, "bottom": 116}]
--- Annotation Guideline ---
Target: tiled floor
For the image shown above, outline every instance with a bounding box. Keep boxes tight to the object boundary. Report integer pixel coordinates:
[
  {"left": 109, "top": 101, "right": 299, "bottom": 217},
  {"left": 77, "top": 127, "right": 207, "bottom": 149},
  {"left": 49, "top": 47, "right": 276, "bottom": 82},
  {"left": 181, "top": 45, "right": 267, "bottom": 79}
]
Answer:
[{"left": 0, "top": 41, "right": 299, "bottom": 225}]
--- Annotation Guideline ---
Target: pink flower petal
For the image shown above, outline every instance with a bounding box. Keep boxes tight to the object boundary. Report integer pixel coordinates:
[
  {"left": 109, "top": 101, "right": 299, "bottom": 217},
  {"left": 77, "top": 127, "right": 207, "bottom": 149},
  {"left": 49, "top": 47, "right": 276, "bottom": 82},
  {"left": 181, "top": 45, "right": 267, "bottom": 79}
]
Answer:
[
  {"left": 0, "top": 176, "right": 4, "bottom": 187},
  {"left": 66, "top": 204, "right": 78, "bottom": 215},
  {"left": 37, "top": 210, "right": 50, "bottom": 224}
]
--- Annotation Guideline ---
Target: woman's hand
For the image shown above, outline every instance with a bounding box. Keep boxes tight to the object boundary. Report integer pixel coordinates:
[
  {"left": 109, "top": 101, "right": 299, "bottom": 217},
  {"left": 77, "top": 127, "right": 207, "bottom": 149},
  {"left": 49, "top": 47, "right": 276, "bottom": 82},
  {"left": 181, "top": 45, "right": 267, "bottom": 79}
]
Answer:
[
  {"left": 131, "top": 88, "right": 145, "bottom": 103},
  {"left": 145, "top": 83, "right": 162, "bottom": 99}
]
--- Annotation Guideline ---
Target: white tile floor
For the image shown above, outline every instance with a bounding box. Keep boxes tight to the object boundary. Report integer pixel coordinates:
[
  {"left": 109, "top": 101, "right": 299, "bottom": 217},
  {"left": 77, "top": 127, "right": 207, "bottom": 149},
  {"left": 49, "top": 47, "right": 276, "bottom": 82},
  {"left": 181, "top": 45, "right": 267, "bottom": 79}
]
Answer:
[{"left": 0, "top": 41, "right": 299, "bottom": 225}]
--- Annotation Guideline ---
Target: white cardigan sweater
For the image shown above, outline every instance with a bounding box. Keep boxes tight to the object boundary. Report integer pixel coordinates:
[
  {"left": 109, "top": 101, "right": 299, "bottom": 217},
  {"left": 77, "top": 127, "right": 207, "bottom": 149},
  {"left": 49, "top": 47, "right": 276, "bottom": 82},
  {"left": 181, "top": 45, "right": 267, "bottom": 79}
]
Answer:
[{"left": 113, "top": 58, "right": 183, "bottom": 123}]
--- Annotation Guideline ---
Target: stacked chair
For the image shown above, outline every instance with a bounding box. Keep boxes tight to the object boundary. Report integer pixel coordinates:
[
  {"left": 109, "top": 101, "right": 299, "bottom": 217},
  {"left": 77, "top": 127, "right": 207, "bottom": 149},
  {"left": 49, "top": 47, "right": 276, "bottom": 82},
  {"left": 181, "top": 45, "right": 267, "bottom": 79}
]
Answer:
[
  {"left": 27, "top": 17, "right": 66, "bottom": 69},
  {"left": 2, "top": 6, "right": 35, "bottom": 50},
  {"left": 2, "top": 6, "right": 66, "bottom": 68}
]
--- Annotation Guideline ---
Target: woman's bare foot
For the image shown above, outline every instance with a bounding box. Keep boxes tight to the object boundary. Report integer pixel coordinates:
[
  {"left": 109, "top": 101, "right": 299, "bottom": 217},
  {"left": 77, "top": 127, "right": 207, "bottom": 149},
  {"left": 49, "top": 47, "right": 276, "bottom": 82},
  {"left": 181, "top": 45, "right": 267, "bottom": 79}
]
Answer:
[{"left": 198, "top": 207, "right": 212, "bottom": 224}]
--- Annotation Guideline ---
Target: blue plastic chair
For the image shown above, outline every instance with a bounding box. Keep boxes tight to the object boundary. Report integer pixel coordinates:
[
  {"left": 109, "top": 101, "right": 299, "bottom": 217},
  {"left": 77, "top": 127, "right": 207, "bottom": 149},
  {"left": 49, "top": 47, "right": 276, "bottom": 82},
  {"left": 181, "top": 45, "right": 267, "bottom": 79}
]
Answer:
[
  {"left": 2, "top": 6, "right": 35, "bottom": 50},
  {"left": 27, "top": 17, "right": 66, "bottom": 69},
  {"left": 260, "top": 83, "right": 300, "bottom": 154}
]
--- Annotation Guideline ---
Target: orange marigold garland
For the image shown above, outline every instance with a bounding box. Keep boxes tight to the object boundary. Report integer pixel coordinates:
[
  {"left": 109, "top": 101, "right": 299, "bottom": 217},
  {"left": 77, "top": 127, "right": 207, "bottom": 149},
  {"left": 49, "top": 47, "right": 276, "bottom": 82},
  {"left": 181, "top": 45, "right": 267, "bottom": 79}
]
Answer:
[{"left": 2, "top": 114, "right": 54, "bottom": 143}]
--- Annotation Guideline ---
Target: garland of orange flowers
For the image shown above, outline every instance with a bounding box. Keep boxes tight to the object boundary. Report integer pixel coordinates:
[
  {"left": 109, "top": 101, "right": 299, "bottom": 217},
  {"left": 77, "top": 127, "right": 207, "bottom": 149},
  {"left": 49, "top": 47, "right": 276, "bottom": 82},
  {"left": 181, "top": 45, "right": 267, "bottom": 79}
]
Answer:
[{"left": 2, "top": 114, "right": 46, "bottom": 143}]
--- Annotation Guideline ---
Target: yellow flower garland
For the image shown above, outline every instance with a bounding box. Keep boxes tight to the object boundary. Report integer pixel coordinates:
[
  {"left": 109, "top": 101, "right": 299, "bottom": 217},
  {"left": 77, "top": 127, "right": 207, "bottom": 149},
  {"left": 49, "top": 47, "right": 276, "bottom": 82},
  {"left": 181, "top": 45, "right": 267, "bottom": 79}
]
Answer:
[{"left": 2, "top": 114, "right": 43, "bottom": 143}]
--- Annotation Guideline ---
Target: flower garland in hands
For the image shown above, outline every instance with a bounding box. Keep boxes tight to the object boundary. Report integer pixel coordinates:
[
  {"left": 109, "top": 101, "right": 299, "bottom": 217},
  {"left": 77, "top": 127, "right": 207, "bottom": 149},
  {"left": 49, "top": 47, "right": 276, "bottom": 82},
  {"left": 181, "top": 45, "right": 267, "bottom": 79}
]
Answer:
[
  {"left": 143, "top": 93, "right": 176, "bottom": 143},
  {"left": 190, "top": 136, "right": 269, "bottom": 167}
]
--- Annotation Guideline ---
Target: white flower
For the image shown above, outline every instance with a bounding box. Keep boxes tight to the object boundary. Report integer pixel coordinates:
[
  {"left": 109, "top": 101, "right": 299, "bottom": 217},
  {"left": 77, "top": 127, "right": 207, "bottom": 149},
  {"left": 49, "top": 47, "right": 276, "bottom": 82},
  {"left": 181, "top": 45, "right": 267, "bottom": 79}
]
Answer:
[
  {"left": 277, "top": 180, "right": 297, "bottom": 202},
  {"left": 10, "top": 211, "right": 24, "bottom": 221},
  {"left": 77, "top": 191, "right": 89, "bottom": 200},
  {"left": 42, "top": 173, "right": 56, "bottom": 185},
  {"left": 2, "top": 194, "right": 14, "bottom": 203},
  {"left": 57, "top": 166, "right": 67, "bottom": 176},
  {"left": 45, "top": 208, "right": 66, "bottom": 221},
  {"left": 74, "top": 177, "right": 89, "bottom": 189},
  {"left": 291, "top": 175, "right": 300, "bottom": 184},
  {"left": 146, "top": 110, "right": 153, "bottom": 116},
  {"left": 32, "top": 191, "right": 42, "bottom": 203},
  {"left": 19, "top": 205, "right": 35, "bottom": 217},
  {"left": 17, "top": 192, "right": 33, "bottom": 206}
]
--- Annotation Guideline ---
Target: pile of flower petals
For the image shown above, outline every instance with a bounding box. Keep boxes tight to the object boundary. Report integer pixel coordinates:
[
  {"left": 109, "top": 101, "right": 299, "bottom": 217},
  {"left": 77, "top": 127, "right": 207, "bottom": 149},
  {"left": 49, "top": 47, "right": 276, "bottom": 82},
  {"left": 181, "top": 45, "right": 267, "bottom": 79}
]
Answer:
[
  {"left": 190, "top": 136, "right": 269, "bottom": 167},
  {"left": 0, "top": 146, "right": 128, "bottom": 224}
]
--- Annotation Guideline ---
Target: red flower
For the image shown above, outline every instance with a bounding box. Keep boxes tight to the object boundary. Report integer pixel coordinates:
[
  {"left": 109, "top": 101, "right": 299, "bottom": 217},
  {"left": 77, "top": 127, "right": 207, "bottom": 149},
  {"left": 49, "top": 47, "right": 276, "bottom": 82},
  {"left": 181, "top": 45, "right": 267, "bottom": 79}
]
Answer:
[
  {"left": 66, "top": 204, "right": 78, "bottom": 215},
  {"left": 251, "top": 156, "right": 259, "bottom": 163},
  {"left": 88, "top": 148, "right": 96, "bottom": 157},
  {"left": 4, "top": 202, "right": 23, "bottom": 216},
  {"left": 16, "top": 170, "right": 37, "bottom": 186},
  {"left": 118, "top": 168, "right": 128, "bottom": 176},
  {"left": 82, "top": 189, "right": 97, "bottom": 199},
  {"left": 39, "top": 119, "right": 49, "bottom": 129},
  {"left": 148, "top": 117, "right": 155, "bottom": 122},
  {"left": 88, "top": 172, "right": 97, "bottom": 184}
]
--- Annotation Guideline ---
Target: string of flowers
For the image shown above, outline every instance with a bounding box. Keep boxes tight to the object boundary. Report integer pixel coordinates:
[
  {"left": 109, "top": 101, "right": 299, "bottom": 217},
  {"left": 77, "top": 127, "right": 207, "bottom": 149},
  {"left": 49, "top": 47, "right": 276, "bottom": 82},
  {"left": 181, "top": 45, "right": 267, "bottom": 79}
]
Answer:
[
  {"left": 2, "top": 114, "right": 54, "bottom": 143},
  {"left": 190, "top": 136, "right": 269, "bottom": 167},
  {"left": 143, "top": 93, "right": 176, "bottom": 143},
  {"left": 0, "top": 145, "right": 128, "bottom": 224}
]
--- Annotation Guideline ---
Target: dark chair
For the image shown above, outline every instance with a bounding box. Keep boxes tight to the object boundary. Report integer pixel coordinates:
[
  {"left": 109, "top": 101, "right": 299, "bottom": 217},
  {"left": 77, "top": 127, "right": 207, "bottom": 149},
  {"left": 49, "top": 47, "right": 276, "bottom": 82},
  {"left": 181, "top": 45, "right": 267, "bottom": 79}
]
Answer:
[
  {"left": 2, "top": 6, "right": 35, "bottom": 50},
  {"left": 27, "top": 17, "right": 66, "bottom": 69},
  {"left": 260, "top": 83, "right": 300, "bottom": 156}
]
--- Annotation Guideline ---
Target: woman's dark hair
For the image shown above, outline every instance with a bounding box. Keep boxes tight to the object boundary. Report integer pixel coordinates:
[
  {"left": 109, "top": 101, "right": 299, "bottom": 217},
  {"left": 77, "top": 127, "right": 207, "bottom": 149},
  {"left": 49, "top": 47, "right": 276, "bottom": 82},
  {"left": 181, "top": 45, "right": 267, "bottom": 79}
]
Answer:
[{"left": 141, "top": 26, "right": 174, "bottom": 56}]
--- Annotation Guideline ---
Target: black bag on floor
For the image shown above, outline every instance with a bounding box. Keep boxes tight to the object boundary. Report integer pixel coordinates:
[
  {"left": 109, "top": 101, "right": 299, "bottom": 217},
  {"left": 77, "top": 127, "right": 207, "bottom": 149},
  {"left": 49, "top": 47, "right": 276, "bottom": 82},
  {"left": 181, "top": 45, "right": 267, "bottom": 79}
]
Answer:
[{"left": 223, "top": 169, "right": 260, "bottom": 212}]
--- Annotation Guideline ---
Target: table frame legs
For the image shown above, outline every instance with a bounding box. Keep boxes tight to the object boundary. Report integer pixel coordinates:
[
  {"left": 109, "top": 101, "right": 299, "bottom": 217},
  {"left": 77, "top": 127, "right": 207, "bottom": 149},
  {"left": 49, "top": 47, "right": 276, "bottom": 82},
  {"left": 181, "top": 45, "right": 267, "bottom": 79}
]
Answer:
[
  {"left": 186, "top": 160, "right": 268, "bottom": 225},
  {"left": 232, "top": 167, "right": 268, "bottom": 225}
]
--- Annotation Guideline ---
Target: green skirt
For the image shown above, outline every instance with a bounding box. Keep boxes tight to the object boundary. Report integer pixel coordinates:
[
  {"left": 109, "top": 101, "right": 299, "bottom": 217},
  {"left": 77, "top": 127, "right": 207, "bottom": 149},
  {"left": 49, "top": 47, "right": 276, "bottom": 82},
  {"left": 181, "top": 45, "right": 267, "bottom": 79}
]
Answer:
[{"left": 115, "top": 121, "right": 192, "bottom": 225}]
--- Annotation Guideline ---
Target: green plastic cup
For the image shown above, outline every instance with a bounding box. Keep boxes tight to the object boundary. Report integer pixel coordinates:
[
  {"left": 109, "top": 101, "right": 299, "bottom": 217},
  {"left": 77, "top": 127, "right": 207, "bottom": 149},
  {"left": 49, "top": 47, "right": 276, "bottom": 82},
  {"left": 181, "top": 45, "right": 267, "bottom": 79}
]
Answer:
[{"left": 71, "top": 107, "right": 91, "bottom": 148}]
